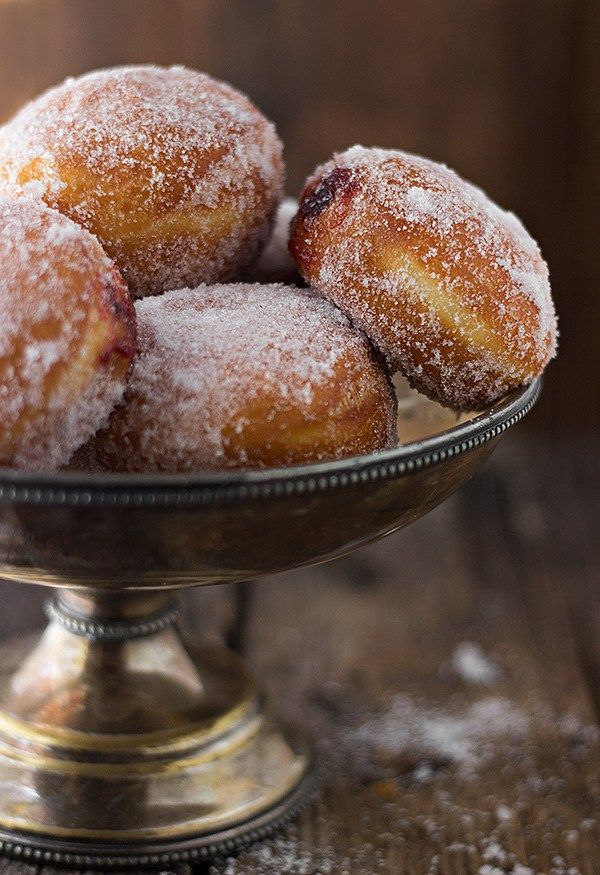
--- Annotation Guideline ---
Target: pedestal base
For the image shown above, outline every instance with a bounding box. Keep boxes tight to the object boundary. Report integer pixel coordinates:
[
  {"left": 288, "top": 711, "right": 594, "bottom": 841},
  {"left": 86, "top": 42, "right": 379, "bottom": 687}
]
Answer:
[{"left": 0, "top": 592, "right": 313, "bottom": 868}]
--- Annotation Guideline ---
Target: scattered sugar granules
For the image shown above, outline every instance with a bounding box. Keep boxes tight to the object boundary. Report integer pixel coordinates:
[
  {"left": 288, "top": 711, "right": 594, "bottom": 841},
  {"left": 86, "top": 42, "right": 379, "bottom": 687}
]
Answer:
[{"left": 451, "top": 642, "right": 501, "bottom": 685}]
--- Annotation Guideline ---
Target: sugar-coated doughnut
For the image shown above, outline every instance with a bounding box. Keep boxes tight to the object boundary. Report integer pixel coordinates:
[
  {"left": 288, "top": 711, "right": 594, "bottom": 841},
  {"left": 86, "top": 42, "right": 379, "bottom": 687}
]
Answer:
[
  {"left": 246, "top": 197, "right": 302, "bottom": 284},
  {"left": 290, "top": 146, "right": 557, "bottom": 410},
  {"left": 91, "top": 283, "right": 397, "bottom": 472},
  {"left": 0, "top": 194, "right": 136, "bottom": 469},
  {"left": 0, "top": 65, "right": 284, "bottom": 298}
]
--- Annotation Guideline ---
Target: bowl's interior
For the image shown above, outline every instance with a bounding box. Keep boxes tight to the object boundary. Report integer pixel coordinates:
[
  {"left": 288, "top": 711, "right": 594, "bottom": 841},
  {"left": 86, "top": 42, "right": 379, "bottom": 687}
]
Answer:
[{"left": 392, "top": 375, "right": 469, "bottom": 441}]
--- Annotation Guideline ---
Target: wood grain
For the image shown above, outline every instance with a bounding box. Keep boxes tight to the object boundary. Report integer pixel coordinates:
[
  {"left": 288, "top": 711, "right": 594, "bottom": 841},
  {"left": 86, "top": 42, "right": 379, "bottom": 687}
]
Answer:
[{"left": 207, "top": 438, "right": 599, "bottom": 873}]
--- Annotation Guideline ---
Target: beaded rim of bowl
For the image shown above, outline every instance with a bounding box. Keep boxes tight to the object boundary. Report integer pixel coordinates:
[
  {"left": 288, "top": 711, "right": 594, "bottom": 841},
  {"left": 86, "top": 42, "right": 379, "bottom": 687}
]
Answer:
[{"left": 0, "top": 379, "right": 541, "bottom": 507}]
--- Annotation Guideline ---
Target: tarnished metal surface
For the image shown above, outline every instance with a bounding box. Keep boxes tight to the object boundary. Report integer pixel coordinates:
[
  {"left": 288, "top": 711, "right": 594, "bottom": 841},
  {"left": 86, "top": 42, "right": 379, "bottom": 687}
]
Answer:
[{"left": 0, "top": 381, "right": 539, "bottom": 865}]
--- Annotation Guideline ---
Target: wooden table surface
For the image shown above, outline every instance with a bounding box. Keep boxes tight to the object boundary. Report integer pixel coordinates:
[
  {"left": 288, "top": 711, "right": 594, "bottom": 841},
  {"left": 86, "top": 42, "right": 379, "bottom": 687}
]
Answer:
[{"left": 0, "top": 433, "right": 597, "bottom": 874}]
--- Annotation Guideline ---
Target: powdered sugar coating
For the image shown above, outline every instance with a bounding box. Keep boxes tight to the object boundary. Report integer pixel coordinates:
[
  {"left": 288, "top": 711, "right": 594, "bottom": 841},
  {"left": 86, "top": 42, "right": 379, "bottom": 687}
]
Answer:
[
  {"left": 0, "top": 65, "right": 284, "bottom": 297},
  {"left": 246, "top": 197, "right": 302, "bottom": 284},
  {"left": 0, "top": 194, "right": 136, "bottom": 470},
  {"left": 290, "top": 146, "right": 557, "bottom": 410},
  {"left": 92, "top": 283, "right": 397, "bottom": 472}
]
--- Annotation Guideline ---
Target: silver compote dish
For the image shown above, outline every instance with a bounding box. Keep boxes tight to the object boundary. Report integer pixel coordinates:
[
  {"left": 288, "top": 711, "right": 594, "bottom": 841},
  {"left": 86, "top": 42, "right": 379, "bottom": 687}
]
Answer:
[{"left": 0, "top": 377, "right": 540, "bottom": 868}]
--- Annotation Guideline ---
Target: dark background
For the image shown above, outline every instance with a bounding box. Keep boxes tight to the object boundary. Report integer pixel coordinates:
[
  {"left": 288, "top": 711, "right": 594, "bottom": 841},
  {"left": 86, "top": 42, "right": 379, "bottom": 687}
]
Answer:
[{"left": 0, "top": 0, "right": 597, "bottom": 435}]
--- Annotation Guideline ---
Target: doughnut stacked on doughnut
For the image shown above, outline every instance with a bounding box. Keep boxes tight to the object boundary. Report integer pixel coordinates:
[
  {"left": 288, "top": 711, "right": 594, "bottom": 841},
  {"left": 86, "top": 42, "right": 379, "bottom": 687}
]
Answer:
[
  {"left": 290, "top": 146, "right": 557, "bottom": 410},
  {"left": 0, "top": 65, "right": 284, "bottom": 298},
  {"left": 91, "top": 284, "right": 397, "bottom": 472},
  {"left": 0, "top": 194, "right": 135, "bottom": 469},
  {"left": 0, "top": 64, "right": 557, "bottom": 474}
]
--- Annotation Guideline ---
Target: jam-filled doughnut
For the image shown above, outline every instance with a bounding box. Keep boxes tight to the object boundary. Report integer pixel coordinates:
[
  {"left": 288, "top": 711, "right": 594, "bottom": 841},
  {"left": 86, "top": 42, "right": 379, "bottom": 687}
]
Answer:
[
  {"left": 0, "top": 65, "right": 284, "bottom": 298},
  {"left": 0, "top": 194, "right": 136, "bottom": 469},
  {"left": 290, "top": 146, "right": 557, "bottom": 410},
  {"left": 247, "top": 197, "right": 302, "bottom": 284},
  {"left": 92, "top": 283, "right": 397, "bottom": 472}
]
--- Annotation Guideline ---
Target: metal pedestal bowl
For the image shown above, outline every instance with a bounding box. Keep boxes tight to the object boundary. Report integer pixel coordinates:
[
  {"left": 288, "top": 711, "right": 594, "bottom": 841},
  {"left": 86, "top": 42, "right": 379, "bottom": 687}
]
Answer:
[{"left": 0, "top": 378, "right": 540, "bottom": 868}]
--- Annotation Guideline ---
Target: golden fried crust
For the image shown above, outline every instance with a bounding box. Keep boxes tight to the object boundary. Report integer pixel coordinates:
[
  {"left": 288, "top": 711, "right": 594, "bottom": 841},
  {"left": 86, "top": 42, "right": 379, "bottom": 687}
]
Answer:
[
  {"left": 0, "top": 195, "right": 136, "bottom": 469},
  {"left": 92, "top": 283, "right": 397, "bottom": 472},
  {"left": 0, "top": 65, "right": 284, "bottom": 298},
  {"left": 290, "top": 147, "right": 557, "bottom": 410}
]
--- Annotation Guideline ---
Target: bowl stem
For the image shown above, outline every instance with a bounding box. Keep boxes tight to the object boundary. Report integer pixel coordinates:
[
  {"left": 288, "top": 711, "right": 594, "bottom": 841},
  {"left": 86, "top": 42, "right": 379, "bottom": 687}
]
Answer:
[{"left": 0, "top": 586, "right": 313, "bottom": 865}]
